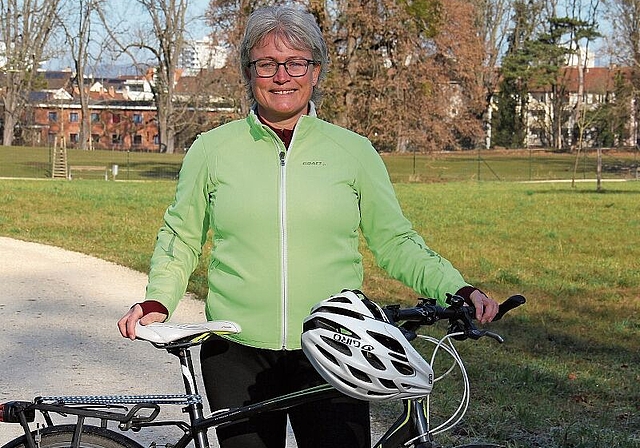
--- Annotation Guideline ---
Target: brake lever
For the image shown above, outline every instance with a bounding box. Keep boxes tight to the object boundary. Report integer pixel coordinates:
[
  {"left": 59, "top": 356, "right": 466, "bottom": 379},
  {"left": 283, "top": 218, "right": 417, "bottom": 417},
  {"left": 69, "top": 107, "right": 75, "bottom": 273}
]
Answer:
[{"left": 481, "top": 330, "right": 504, "bottom": 343}]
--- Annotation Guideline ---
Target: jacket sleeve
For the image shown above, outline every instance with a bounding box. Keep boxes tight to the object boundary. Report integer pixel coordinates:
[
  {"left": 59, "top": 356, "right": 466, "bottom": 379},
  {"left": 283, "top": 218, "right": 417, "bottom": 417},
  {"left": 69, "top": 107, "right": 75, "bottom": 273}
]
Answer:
[
  {"left": 356, "top": 144, "right": 469, "bottom": 305},
  {"left": 144, "top": 137, "right": 211, "bottom": 316}
]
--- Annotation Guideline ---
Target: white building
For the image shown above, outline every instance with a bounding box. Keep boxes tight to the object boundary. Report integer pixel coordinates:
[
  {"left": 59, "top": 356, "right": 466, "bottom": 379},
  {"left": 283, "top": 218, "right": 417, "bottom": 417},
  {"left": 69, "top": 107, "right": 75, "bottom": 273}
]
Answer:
[
  {"left": 180, "top": 37, "right": 227, "bottom": 75},
  {"left": 566, "top": 46, "right": 595, "bottom": 68}
]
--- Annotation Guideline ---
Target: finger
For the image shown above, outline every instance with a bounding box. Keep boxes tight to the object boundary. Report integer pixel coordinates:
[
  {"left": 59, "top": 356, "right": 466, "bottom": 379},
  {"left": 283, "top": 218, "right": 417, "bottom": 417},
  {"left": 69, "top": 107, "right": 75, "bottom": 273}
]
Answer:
[
  {"left": 127, "top": 316, "right": 139, "bottom": 340},
  {"left": 117, "top": 312, "right": 133, "bottom": 338},
  {"left": 475, "top": 302, "right": 485, "bottom": 322},
  {"left": 117, "top": 317, "right": 127, "bottom": 338},
  {"left": 486, "top": 301, "right": 499, "bottom": 322},
  {"left": 120, "top": 304, "right": 143, "bottom": 340}
]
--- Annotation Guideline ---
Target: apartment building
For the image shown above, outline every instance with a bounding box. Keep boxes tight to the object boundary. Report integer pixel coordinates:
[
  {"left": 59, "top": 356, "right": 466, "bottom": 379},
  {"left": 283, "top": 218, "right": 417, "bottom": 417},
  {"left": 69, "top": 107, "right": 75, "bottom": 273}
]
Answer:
[{"left": 22, "top": 69, "right": 232, "bottom": 152}]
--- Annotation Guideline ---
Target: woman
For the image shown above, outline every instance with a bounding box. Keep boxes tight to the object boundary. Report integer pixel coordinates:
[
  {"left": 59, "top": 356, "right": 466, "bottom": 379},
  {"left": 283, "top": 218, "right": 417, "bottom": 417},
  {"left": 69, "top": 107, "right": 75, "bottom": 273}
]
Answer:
[{"left": 118, "top": 6, "right": 498, "bottom": 448}]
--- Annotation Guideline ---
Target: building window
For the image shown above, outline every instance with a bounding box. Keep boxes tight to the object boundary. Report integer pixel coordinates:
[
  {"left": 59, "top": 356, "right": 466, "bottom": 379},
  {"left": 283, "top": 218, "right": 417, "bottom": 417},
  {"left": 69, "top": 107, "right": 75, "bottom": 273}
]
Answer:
[
  {"left": 69, "top": 133, "right": 79, "bottom": 143},
  {"left": 48, "top": 111, "right": 58, "bottom": 122},
  {"left": 70, "top": 112, "right": 79, "bottom": 122},
  {"left": 111, "top": 134, "right": 122, "bottom": 144},
  {"left": 91, "top": 113, "right": 100, "bottom": 123},
  {"left": 112, "top": 113, "right": 121, "bottom": 124},
  {"left": 153, "top": 134, "right": 159, "bottom": 145},
  {"left": 133, "top": 134, "right": 143, "bottom": 145},
  {"left": 133, "top": 113, "right": 143, "bottom": 124},
  {"left": 91, "top": 134, "right": 100, "bottom": 143}
]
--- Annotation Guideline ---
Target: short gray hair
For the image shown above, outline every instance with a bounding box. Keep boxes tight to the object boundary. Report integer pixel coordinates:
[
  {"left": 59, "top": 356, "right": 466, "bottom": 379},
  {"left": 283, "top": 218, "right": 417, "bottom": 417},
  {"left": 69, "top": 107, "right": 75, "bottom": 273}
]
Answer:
[{"left": 240, "top": 5, "right": 329, "bottom": 106}]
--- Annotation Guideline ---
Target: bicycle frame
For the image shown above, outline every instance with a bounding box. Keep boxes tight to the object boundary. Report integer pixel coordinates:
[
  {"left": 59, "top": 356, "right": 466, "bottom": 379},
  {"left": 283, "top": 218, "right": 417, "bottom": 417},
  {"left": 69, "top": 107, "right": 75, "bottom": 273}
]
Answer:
[{"left": 5, "top": 339, "right": 438, "bottom": 448}]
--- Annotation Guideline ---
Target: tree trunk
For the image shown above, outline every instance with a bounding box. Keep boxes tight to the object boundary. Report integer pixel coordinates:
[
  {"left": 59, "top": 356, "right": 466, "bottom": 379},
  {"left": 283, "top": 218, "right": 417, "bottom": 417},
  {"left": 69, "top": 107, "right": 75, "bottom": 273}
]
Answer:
[{"left": 2, "top": 108, "right": 16, "bottom": 147}]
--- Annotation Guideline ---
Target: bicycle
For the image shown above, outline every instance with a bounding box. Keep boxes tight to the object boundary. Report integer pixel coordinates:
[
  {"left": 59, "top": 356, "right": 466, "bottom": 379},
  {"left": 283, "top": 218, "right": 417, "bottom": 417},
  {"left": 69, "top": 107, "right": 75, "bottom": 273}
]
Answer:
[{"left": 0, "top": 292, "right": 525, "bottom": 448}]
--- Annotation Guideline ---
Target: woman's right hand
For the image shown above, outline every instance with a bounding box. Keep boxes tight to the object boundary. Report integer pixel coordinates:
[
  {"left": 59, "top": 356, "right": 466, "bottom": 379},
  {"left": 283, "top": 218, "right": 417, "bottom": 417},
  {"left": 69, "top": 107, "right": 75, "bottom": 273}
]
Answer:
[{"left": 117, "top": 303, "right": 168, "bottom": 340}]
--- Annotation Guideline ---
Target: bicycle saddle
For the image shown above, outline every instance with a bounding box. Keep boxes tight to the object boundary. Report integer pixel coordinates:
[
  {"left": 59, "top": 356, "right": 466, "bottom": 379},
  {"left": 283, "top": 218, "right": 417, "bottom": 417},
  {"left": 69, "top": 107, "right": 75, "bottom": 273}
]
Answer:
[{"left": 135, "top": 321, "right": 241, "bottom": 344}]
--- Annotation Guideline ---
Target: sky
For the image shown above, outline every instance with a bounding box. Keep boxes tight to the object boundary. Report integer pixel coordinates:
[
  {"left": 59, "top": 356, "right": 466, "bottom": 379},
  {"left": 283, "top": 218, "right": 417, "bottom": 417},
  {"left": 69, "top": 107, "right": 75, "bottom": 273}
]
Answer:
[{"left": 44, "top": 0, "right": 210, "bottom": 73}]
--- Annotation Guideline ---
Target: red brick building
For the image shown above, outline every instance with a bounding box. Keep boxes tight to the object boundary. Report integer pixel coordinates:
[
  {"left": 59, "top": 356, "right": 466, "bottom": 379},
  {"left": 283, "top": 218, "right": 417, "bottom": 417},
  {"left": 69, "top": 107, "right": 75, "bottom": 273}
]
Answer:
[{"left": 23, "top": 70, "right": 234, "bottom": 152}]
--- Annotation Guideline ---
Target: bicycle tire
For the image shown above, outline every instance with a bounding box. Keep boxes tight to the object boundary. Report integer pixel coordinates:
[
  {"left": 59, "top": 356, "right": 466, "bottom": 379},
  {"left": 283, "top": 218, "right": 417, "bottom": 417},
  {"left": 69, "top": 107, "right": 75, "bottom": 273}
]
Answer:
[{"left": 1, "top": 424, "right": 144, "bottom": 448}]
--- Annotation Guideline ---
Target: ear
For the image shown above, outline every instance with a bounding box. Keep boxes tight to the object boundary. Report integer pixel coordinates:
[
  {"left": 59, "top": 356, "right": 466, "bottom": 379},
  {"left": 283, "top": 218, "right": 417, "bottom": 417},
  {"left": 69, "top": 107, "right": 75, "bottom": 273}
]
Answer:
[
  {"left": 244, "top": 66, "right": 252, "bottom": 80},
  {"left": 311, "top": 63, "right": 321, "bottom": 86}
]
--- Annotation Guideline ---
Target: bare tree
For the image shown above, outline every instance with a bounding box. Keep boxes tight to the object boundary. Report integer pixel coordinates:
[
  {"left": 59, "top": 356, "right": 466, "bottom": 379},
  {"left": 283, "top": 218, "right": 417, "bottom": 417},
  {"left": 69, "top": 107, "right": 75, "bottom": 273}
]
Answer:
[
  {"left": 98, "top": 0, "right": 191, "bottom": 154},
  {"left": 58, "top": 0, "right": 106, "bottom": 150},
  {"left": 472, "top": 0, "right": 516, "bottom": 148},
  {"left": 0, "top": 0, "right": 64, "bottom": 146}
]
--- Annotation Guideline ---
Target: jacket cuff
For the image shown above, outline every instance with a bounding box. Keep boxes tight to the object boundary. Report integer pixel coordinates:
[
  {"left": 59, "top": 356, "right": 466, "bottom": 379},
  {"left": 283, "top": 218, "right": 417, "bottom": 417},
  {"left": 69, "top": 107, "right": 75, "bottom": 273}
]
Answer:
[
  {"left": 136, "top": 300, "right": 169, "bottom": 317},
  {"left": 455, "top": 286, "right": 479, "bottom": 303}
]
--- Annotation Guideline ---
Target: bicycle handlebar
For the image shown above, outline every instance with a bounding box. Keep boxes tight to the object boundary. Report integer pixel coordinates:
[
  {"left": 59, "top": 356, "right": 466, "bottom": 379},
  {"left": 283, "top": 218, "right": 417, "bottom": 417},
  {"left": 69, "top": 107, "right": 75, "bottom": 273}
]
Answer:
[{"left": 382, "top": 294, "right": 526, "bottom": 343}]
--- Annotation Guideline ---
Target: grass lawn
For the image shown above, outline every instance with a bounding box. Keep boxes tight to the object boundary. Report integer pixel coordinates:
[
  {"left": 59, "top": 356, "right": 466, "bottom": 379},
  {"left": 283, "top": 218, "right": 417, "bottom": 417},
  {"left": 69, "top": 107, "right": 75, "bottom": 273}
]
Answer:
[{"left": 0, "top": 172, "right": 638, "bottom": 447}]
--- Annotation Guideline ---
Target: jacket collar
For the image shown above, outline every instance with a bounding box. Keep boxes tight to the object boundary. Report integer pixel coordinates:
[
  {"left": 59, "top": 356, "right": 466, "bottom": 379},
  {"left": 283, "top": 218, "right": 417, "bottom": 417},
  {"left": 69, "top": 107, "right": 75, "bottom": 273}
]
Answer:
[
  {"left": 247, "top": 103, "right": 318, "bottom": 146},
  {"left": 248, "top": 102, "right": 317, "bottom": 132}
]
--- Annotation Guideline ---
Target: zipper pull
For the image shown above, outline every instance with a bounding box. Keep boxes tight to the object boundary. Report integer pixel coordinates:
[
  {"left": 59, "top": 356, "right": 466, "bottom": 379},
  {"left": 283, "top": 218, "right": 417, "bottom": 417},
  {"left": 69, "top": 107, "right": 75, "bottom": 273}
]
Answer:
[{"left": 279, "top": 151, "right": 286, "bottom": 166}]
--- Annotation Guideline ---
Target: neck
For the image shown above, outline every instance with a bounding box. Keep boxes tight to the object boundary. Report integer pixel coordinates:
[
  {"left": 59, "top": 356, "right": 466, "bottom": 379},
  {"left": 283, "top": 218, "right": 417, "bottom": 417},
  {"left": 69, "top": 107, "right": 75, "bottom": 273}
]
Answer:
[{"left": 256, "top": 105, "right": 309, "bottom": 130}]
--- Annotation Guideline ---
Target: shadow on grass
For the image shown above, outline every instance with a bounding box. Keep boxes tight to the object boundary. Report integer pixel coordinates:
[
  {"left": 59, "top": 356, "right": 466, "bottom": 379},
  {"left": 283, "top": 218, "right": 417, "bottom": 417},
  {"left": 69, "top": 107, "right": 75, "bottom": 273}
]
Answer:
[{"left": 526, "top": 186, "right": 640, "bottom": 195}]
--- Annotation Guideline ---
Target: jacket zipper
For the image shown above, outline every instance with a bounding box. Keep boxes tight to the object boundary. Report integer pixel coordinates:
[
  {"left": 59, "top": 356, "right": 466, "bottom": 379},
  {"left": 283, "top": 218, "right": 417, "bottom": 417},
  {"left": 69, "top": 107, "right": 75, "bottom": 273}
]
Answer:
[{"left": 279, "top": 147, "right": 288, "bottom": 349}]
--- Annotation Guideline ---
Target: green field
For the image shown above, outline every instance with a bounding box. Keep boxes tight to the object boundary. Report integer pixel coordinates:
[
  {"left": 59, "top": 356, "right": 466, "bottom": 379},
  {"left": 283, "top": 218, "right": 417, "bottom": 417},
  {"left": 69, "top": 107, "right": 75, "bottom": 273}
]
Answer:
[
  {"left": 0, "top": 146, "right": 184, "bottom": 180},
  {"left": 1, "top": 144, "right": 639, "bottom": 182},
  {"left": 0, "top": 163, "right": 638, "bottom": 447}
]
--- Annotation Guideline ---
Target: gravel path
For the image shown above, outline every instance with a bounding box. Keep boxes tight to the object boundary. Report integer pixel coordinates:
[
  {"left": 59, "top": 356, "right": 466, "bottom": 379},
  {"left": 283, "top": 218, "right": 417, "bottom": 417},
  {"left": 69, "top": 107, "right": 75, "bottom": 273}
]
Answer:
[{"left": 0, "top": 237, "right": 219, "bottom": 446}]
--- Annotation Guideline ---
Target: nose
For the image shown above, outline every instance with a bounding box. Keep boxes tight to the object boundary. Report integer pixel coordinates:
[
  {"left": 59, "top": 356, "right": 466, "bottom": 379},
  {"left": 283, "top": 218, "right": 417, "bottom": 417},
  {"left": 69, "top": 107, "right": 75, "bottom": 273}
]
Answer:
[{"left": 272, "top": 64, "right": 290, "bottom": 82}]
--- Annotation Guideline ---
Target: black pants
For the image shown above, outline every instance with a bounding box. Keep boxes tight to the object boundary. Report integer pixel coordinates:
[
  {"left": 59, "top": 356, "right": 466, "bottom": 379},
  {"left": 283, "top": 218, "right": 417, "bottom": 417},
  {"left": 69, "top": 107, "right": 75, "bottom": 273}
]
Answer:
[{"left": 200, "top": 335, "right": 371, "bottom": 448}]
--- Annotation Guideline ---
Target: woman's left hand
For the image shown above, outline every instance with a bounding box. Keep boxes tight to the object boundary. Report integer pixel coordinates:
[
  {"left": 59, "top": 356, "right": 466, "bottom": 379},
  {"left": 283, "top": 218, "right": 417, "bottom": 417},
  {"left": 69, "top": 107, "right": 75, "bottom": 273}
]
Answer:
[{"left": 469, "top": 289, "right": 499, "bottom": 324}]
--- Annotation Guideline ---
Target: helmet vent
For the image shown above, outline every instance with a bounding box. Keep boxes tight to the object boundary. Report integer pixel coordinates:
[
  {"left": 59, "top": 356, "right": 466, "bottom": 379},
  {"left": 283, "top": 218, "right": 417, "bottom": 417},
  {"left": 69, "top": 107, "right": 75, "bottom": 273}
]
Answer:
[
  {"left": 367, "top": 330, "right": 406, "bottom": 355},
  {"left": 328, "top": 296, "right": 352, "bottom": 304},
  {"left": 321, "top": 335, "right": 353, "bottom": 356},
  {"left": 363, "top": 351, "right": 386, "bottom": 371},
  {"left": 391, "top": 361, "right": 415, "bottom": 376},
  {"left": 348, "top": 365, "right": 372, "bottom": 383},
  {"left": 306, "top": 317, "right": 359, "bottom": 339},
  {"left": 367, "top": 390, "right": 389, "bottom": 397},
  {"left": 388, "top": 351, "right": 409, "bottom": 362},
  {"left": 362, "top": 298, "right": 387, "bottom": 320},
  {"left": 316, "top": 344, "right": 339, "bottom": 366},
  {"left": 315, "top": 306, "right": 366, "bottom": 321},
  {"left": 380, "top": 378, "right": 396, "bottom": 389}
]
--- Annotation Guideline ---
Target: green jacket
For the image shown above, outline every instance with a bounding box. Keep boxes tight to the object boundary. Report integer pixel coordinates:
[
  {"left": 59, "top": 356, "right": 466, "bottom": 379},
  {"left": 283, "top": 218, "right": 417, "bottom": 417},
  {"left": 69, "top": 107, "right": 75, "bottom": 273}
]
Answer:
[{"left": 146, "top": 107, "right": 469, "bottom": 349}]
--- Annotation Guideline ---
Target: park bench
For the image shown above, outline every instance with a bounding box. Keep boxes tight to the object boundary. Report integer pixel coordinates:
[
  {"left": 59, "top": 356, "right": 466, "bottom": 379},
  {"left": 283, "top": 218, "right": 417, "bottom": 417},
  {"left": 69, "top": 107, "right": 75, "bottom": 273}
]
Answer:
[{"left": 68, "top": 165, "right": 109, "bottom": 180}]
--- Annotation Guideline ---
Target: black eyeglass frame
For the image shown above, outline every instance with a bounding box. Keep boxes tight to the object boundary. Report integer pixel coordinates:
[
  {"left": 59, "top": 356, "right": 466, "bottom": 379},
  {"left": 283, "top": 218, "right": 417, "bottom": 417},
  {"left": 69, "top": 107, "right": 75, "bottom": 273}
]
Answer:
[{"left": 249, "top": 58, "right": 318, "bottom": 78}]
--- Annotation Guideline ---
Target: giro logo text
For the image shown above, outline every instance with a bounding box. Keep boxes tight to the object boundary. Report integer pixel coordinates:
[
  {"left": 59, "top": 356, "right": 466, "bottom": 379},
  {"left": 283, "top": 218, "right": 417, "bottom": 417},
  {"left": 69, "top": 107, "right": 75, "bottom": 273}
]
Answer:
[{"left": 333, "top": 334, "right": 374, "bottom": 351}]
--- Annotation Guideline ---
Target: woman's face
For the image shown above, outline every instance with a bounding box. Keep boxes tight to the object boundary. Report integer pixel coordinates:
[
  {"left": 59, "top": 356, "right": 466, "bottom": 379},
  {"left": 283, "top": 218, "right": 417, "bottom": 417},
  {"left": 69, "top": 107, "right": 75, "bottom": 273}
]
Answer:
[{"left": 247, "top": 33, "right": 320, "bottom": 128}]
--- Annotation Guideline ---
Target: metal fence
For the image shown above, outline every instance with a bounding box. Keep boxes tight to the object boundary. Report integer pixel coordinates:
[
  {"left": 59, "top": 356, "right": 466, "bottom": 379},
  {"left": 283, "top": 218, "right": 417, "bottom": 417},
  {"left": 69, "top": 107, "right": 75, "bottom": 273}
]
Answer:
[{"left": 1, "top": 145, "right": 639, "bottom": 183}]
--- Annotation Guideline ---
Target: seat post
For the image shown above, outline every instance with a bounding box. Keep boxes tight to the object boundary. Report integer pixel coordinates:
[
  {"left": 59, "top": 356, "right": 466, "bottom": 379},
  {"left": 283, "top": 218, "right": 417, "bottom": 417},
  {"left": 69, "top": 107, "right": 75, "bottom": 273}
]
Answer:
[
  {"left": 171, "top": 346, "right": 211, "bottom": 448},
  {"left": 171, "top": 346, "right": 200, "bottom": 396}
]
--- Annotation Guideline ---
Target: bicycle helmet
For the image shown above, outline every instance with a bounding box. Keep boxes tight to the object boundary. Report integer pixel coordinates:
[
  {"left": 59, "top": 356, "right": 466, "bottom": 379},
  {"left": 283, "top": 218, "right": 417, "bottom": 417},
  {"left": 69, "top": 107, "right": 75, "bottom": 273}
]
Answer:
[{"left": 301, "top": 289, "right": 434, "bottom": 401}]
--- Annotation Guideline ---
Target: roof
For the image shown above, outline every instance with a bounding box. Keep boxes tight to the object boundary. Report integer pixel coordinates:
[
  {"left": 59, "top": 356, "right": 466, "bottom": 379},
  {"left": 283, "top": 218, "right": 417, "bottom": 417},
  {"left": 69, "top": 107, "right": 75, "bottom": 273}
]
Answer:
[{"left": 529, "top": 66, "right": 633, "bottom": 94}]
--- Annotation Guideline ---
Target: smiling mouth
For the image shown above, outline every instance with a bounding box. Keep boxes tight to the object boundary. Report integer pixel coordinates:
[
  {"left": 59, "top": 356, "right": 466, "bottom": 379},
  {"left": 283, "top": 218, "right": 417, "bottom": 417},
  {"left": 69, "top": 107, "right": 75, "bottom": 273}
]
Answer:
[{"left": 272, "top": 90, "right": 296, "bottom": 95}]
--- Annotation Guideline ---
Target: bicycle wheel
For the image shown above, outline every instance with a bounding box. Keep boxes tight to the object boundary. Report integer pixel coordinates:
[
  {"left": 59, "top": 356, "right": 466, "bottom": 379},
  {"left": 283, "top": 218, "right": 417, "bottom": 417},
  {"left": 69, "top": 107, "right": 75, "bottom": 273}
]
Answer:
[{"left": 1, "top": 425, "right": 144, "bottom": 448}]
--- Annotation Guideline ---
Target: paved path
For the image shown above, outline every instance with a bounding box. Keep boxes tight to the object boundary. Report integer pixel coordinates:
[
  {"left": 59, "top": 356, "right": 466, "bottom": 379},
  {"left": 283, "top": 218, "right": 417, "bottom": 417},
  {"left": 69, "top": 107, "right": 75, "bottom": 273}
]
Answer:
[{"left": 0, "top": 237, "right": 213, "bottom": 446}]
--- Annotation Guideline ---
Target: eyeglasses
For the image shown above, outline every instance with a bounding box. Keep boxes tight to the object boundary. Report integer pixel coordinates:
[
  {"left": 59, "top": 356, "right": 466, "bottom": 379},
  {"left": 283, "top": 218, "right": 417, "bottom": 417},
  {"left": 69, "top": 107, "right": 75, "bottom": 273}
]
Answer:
[{"left": 249, "top": 58, "right": 317, "bottom": 78}]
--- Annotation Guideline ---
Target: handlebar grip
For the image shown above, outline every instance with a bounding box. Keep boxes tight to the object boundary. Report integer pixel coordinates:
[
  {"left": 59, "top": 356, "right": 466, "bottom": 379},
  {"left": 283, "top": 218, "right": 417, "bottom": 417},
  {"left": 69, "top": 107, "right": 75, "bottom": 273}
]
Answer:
[{"left": 493, "top": 294, "right": 526, "bottom": 321}]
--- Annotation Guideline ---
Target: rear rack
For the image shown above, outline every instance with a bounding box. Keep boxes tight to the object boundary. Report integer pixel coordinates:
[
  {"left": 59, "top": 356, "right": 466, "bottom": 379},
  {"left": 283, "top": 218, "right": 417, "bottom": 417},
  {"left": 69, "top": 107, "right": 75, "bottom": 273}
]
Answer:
[{"left": 37, "top": 394, "right": 201, "bottom": 406}]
